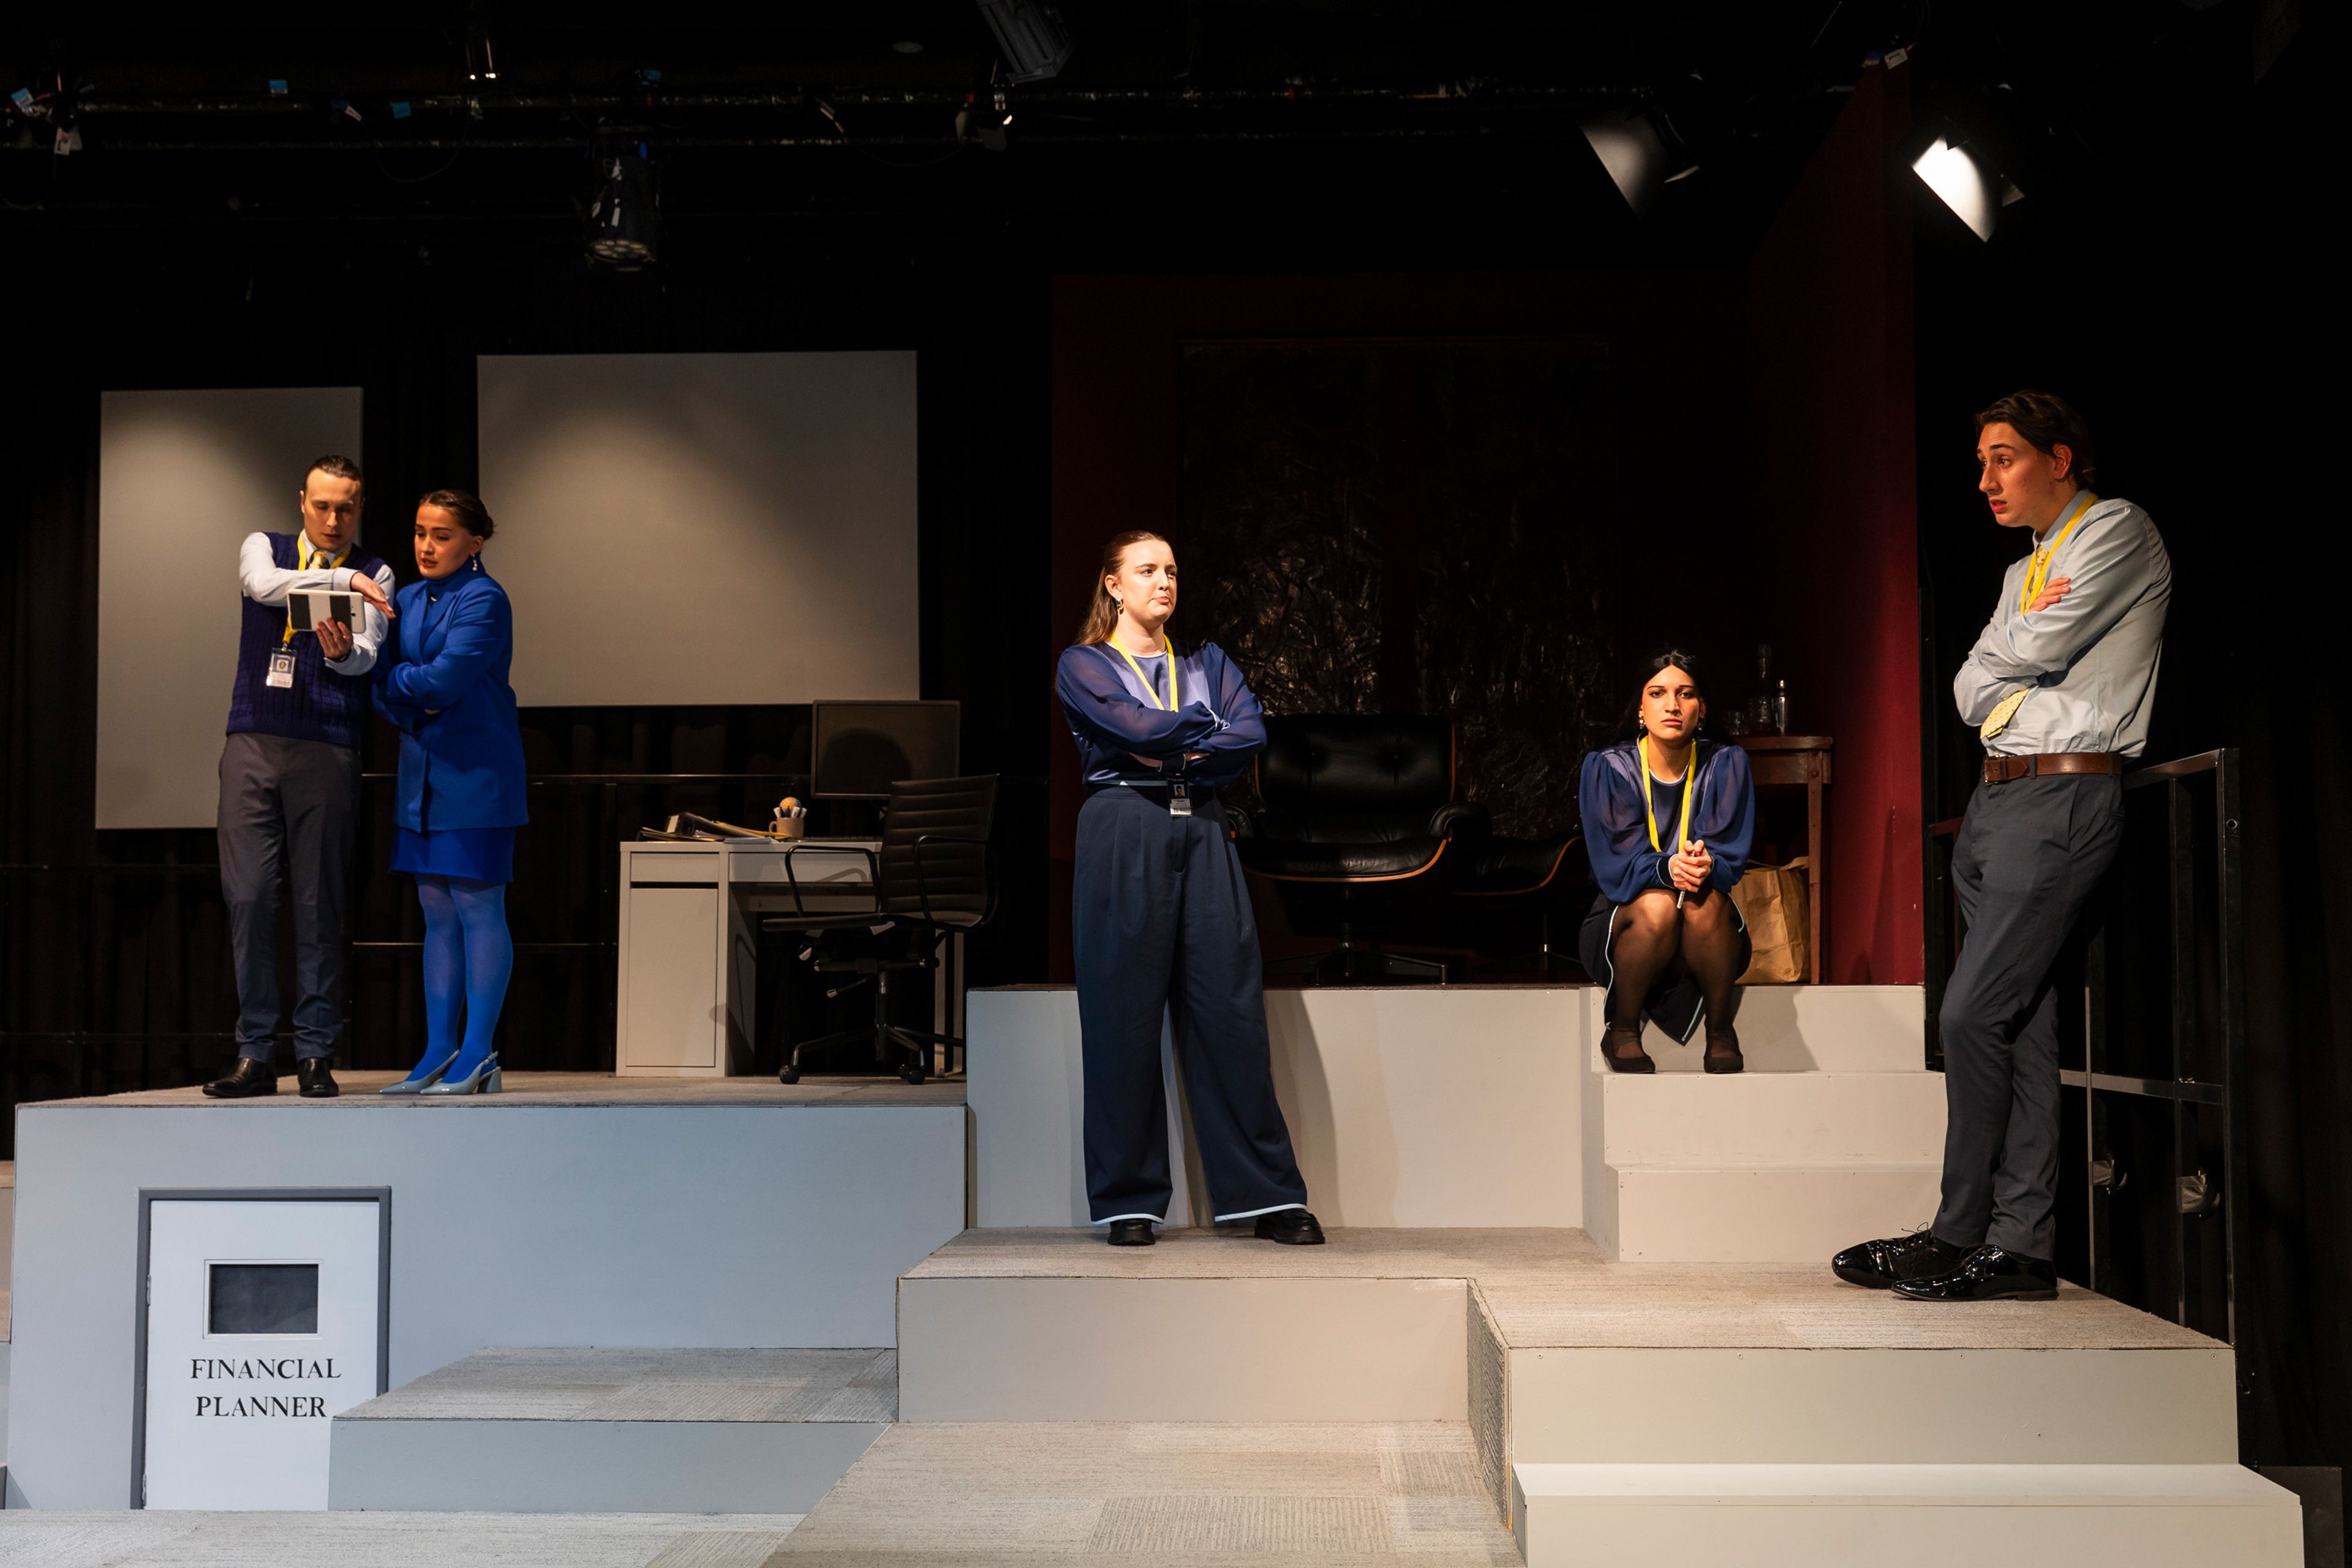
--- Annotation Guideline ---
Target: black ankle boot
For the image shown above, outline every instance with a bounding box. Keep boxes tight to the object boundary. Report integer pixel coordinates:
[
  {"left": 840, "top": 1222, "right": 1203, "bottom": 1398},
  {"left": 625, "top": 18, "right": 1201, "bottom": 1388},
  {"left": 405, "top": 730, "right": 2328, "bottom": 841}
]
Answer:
[
  {"left": 295, "top": 1058, "right": 340, "bottom": 1098},
  {"left": 203, "top": 1057, "right": 279, "bottom": 1098}
]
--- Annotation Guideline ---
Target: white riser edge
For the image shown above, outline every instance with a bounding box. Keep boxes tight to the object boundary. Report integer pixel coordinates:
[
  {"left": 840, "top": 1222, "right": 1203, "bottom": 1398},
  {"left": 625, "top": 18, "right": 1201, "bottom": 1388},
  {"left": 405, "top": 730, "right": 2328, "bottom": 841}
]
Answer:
[
  {"left": 1581, "top": 986, "right": 1926, "bottom": 1074},
  {"left": 897, "top": 1275, "right": 1468, "bottom": 1422},
  {"left": 1600, "top": 1071, "right": 1947, "bottom": 1163},
  {"left": 1508, "top": 1347, "right": 2239, "bottom": 1464},
  {"left": 1606, "top": 1162, "right": 1942, "bottom": 1262},
  {"left": 1514, "top": 1464, "right": 2301, "bottom": 1568}
]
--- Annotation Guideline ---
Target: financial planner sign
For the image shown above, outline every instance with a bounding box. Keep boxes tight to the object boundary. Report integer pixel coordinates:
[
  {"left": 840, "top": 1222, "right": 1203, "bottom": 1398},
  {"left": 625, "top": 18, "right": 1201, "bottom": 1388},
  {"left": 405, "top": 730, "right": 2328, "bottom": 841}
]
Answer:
[
  {"left": 136, "top": 1194, "right": 388, "bottom": 1510},
  {"left": 188, "top": 1355, "right": 345, "bottom": 1419}
]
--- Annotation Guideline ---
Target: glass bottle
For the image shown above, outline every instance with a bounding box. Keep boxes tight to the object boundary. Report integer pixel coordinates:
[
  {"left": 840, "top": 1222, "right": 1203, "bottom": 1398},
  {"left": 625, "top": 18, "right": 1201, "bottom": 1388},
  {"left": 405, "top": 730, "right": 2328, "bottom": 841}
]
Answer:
[
  {"left": 1751, "top": 644, "right": 1774, "bottom": 732},
  {"left": 1771, "top": 677, "right": 1789, "bottom": 734}
]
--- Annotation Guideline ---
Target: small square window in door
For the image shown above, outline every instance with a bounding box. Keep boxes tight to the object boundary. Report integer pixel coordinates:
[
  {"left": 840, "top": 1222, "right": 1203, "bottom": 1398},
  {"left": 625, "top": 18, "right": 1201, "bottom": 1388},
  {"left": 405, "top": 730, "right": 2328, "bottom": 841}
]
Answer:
[{"left": 208, "top": 1262, "right": 319, "bottom": 1335}]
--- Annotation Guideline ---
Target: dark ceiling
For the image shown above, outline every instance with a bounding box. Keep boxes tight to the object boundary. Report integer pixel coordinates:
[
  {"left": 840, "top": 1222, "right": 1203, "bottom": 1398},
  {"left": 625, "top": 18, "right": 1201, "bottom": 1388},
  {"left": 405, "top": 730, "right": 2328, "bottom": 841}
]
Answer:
[{"left": 0, "top": 2, "right": 2302, "bottom": 272}]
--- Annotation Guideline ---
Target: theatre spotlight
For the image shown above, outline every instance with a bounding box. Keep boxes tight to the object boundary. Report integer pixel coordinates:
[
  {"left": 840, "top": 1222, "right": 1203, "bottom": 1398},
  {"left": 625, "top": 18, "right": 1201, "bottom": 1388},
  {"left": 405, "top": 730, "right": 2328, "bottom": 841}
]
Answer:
[
  {"left": 1912, "top": 135, "right": 2021, "bottom": 241},
  {"left": 974, "top": 0, "right": 1072, "bottom": 84},
  {"left": 465, "top": 26, "right": 500, "bottom": 84},
  {"left": 1580, "top": 106, "right": 1695, "bottom": 216},
  {"left": 586, "top": 151, "right": 657, "bottom": 270}
]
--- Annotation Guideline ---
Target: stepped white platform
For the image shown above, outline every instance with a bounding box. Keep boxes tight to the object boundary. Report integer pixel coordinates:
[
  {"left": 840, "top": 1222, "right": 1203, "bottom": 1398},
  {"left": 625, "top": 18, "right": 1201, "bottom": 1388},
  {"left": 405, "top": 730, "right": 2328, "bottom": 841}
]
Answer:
[
  {"left": 5, "top": 1074, "right": 963, "bottom": 1510},
  {"left": 895, "top": 1226, "right": 2292, "bottom": 1564},
  {"left": 329, "top": 1347, "right": 893, "bottom": 1513},
  {"left": 1577, "top": 987, "right": 1947, "bottom": 1264},
  {"left": 970, "top": 982, "right": 1945, "bottom": 1261}
]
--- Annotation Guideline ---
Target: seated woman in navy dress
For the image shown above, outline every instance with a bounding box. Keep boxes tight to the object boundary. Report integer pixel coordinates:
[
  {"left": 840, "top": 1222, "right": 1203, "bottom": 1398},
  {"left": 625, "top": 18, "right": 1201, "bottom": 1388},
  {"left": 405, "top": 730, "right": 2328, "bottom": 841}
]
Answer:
[
  {"left": 373, "top": 489, "right": 529, "bottom": 1096},
  {"left": 1577, "top": 650, "right": 1755, "bottom": 1074}
]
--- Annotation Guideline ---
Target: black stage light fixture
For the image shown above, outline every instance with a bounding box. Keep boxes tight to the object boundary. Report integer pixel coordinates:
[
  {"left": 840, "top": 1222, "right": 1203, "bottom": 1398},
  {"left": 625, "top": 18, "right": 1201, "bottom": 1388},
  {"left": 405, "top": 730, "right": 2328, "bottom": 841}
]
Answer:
[
  {"left": 587, "top": 151, "right": 657, "bottom": 270},
  {"left": 1911, "top": 131, "right": 2021, "bottom": 241},
  {"left": 1580, "top": 105, "right": 1697, "bottom": 216},
  {"left": 974, "top": 0, "right": 1072, "bottom": 84}
]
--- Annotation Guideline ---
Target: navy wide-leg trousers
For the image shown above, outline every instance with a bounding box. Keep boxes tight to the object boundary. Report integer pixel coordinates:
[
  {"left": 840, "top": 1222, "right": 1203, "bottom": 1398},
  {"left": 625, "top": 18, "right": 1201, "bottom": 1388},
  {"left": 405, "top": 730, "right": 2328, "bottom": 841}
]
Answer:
[{"left": 1072, "top": 788, "right": 1309, "bottom": 1225}]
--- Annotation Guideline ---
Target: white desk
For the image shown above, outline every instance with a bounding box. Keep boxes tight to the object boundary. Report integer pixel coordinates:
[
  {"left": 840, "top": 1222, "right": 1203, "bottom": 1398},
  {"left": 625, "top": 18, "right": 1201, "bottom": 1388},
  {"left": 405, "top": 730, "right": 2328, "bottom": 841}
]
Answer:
[{"left": 616, "top": 839, "right": 887, "bottom": 1077}]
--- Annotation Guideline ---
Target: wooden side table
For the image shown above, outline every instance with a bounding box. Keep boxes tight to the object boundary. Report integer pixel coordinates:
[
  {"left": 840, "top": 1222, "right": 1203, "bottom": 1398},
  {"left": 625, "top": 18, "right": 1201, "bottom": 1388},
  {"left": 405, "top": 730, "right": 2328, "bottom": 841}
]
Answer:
[{"left": 1739, "top": 734, "right": 1833, "bottom": 983}]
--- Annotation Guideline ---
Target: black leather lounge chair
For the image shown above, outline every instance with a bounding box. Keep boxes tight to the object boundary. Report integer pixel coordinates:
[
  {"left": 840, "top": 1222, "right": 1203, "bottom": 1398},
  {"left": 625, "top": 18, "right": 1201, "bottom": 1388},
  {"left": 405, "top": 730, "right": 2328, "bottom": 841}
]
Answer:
[{"left": 1231, "top": 714, "right": 1487, "bottom": 982}]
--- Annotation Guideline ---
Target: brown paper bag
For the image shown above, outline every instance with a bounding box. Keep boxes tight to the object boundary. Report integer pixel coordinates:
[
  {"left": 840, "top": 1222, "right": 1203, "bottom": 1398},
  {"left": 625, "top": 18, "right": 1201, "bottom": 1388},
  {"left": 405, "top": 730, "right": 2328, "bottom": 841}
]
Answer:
[{"left": 1732, "top": 858, "right": 1809, "bottom": 984}]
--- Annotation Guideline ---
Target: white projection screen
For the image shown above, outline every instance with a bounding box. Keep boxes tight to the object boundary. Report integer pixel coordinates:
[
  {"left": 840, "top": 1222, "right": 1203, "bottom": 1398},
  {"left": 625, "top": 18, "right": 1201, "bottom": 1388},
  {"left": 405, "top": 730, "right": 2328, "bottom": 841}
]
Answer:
[
  {"left": 477, "top": 352, "right": 919, "bottom": 707},
  {"left": 96, "top": 387, "right": 365, "bottom": 830}
]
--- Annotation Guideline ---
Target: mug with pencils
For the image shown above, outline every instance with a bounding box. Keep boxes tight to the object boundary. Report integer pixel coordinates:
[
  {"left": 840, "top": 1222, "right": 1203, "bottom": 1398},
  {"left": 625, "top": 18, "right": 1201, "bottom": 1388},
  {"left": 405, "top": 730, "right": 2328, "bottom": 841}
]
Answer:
[{"left": 773, "top": 796, "right": 809, "bottom": 840}]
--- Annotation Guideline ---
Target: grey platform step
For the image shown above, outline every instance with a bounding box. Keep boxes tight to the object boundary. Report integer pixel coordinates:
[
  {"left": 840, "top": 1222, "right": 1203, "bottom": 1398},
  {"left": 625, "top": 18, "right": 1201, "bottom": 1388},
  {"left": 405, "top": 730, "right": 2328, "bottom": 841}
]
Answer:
[{"left": 330, "top": 1347, "right": 892, "bottom": 1514}]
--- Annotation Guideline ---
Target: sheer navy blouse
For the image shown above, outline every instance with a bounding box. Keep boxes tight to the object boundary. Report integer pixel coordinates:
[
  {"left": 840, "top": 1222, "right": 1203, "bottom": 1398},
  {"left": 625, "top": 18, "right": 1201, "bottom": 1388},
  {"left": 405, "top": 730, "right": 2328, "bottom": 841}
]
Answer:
[
  {"left": 1578, "top": 738, "right": 1755, "bottom": 905},
  {"left": 1055, "top": 639, "right": 1268, "bottom": 790}
]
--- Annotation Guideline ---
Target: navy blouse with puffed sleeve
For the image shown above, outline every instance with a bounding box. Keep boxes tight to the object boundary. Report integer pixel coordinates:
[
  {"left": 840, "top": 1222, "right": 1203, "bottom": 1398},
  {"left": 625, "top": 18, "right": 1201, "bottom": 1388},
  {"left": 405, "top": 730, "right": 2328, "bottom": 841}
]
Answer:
[
  {"left": 1579, "top": 739, "right": 1754, "bottom": 905},
  {"left": 1055, "top": 639, "right": 1267, "bottom": 790}
]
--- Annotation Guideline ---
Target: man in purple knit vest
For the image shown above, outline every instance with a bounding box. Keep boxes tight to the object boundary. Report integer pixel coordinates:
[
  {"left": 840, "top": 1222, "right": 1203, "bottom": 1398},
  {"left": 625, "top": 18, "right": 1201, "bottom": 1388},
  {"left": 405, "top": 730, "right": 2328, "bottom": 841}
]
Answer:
[{"left": 204, "top": 456, "right": 399, "bottom": 1099}]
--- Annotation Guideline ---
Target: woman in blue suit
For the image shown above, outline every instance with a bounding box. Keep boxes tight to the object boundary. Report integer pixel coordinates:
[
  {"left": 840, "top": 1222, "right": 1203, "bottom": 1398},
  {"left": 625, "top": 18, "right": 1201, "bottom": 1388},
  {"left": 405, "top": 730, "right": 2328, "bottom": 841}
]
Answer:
[{"left": 374, "top": 489, "right": 529, "bottom": 1096}]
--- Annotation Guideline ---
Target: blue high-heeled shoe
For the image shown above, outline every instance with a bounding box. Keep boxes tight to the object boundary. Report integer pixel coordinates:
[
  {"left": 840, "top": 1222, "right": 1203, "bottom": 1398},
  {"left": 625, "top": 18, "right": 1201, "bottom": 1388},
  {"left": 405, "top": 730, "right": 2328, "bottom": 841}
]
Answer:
[
  {"left": 379, "top": 1049, "right": 461, "bottom": 1096},
  {"left": 419, "top": 1052, "right": 502, "bottom": 1096}
]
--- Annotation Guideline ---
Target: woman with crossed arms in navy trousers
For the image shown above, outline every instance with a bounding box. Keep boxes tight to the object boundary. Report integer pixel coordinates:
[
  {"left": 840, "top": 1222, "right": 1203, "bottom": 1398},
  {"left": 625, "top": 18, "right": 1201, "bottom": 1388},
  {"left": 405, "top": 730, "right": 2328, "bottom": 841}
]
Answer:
[{"left": 1055, "top": 530, "right": 1324, "bottom": 1248}]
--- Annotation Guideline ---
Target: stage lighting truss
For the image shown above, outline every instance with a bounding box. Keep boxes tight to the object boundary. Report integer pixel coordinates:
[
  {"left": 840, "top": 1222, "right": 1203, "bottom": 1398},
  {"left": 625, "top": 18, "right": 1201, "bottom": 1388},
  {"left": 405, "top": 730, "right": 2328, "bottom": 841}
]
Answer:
[
  {"left": 1912, "top": 133, "right": 2022, "bottom": 242},
  {"left": 587, "top": 150, "right": 657, "bottom": 270},
  {"left": 975, "top": 0, "right": 1072, "bottom": 85}
]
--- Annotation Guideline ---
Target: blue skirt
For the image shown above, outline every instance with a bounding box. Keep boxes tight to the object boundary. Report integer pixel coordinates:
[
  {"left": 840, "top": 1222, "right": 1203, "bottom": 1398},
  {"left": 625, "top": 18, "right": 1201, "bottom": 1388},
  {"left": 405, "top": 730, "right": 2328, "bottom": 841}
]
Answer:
[{"left": 392, "top": 826, "right": 516, "bottom": 885}]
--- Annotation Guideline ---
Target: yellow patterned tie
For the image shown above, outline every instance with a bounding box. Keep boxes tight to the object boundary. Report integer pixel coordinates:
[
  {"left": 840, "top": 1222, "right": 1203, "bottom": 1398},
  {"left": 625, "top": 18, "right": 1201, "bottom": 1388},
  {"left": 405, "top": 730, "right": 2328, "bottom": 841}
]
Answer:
[{"left": 1980, "top": 687, "right": 2030, "bottom": 742}]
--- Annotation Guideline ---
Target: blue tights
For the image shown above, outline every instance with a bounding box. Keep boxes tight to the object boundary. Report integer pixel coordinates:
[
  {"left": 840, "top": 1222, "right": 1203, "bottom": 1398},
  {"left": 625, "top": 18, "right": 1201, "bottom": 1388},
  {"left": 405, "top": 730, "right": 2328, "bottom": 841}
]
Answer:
[{"left": 413, "top": 875, "right": 513, "bottom": 1080}]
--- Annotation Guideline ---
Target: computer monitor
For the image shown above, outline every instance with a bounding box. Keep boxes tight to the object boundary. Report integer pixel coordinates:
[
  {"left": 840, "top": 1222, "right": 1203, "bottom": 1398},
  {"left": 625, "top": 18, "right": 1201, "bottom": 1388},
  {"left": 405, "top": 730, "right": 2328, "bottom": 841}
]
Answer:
[{"left": 810, "top": 701, "right": 961, "bottom": 799}]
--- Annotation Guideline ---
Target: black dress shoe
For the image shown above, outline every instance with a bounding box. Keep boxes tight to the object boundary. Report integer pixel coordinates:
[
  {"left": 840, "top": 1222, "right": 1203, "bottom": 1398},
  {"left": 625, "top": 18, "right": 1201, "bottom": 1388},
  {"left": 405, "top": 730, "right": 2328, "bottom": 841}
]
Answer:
[
  {"left": 1254, "top": 1209, "right": 1326, "bottom": 1245},
  {"left": 1831, "top": 1229, "right": 1970, "bottom": 1289},
  {"left": 1106, "top": 1218, "right": 1156, "bottom": 1246},
  {"left": 202, "top": 1058, "right": 279, "bottom": 1098},
  {"left": 1891, "top": 1244, "right": 2059, "bottom": 1302},
  {"left": 295, "top": 1059, "right": 340, "bottom": 1099}
]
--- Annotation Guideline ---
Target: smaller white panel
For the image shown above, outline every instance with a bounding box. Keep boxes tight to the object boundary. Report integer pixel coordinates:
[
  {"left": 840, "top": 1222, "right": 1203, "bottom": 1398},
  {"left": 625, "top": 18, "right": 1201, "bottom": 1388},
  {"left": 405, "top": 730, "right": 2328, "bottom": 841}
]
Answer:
[
  {"left": 143, "top": 1199, "right": 381, "bottom": 1510},
  {"left": 622, "top": 886, "right": 720, "bottom": 1068}
]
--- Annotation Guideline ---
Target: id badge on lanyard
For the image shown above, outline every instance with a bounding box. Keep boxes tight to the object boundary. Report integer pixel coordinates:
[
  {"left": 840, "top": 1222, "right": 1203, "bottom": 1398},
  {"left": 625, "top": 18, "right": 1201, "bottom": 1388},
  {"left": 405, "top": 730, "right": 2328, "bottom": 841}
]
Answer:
[
  {"left": 1169, "top": 782, "right": 1192, "bottom": 818},
  {"left": 265, "top": 649, "right": 297, "bottom": 688}
]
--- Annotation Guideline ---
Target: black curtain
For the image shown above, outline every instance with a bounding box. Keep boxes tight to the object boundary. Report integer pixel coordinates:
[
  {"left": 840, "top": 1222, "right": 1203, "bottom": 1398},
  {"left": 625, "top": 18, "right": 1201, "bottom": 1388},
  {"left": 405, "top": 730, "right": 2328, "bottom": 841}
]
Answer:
[{"left": 1915, "top": 28, "right": 2345, "bottom": 1494}]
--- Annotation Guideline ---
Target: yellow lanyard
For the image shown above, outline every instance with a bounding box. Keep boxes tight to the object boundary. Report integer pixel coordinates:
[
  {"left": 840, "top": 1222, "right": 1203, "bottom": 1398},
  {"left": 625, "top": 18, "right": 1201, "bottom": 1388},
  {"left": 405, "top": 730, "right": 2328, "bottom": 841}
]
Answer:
[
  {"left": 1637, "top": 736, "right": 1697, "bottom": 854},
  {"left": 283, "top": 533, "right": 353, "bottom": 646},
  {"left": 1110, "top": 638, "right": 1180, "bottom": 710},
  {"left": 2019, "top": 491, "right": 2098, "bottom": 613}
]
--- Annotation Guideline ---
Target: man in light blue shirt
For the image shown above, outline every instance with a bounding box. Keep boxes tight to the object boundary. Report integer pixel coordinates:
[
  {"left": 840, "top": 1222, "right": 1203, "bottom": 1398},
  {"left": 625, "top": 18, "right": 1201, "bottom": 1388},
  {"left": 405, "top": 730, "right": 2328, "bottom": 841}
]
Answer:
[{"left": 1835, "top": 391, "right": 2169, "bottom": 1302}]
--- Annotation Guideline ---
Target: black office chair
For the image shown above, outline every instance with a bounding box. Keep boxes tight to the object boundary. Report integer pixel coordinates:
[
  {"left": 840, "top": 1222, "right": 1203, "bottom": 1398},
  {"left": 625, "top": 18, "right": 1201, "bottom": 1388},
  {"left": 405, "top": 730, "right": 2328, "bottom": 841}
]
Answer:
[
  {"left": 763, "top": 774, "right": 998, "bottom": 1085},
  {"left": 1231, "top": 714, "right": 1487, "bottom": 982}
]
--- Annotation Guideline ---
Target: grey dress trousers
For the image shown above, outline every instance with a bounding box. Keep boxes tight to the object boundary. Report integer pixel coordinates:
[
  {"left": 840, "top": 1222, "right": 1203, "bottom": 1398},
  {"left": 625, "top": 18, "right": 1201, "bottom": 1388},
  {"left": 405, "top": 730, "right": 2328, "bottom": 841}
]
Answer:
[{"left": 1932, "top": 771, "right": 2126, "bottom": 1260}]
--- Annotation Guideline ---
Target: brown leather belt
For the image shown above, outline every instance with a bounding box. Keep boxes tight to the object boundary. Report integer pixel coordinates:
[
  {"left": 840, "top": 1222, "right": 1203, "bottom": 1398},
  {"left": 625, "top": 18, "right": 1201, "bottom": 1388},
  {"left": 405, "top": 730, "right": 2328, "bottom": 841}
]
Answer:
[{"left": 1984, "top": 752, "right": 2122, "bottom": 784}]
